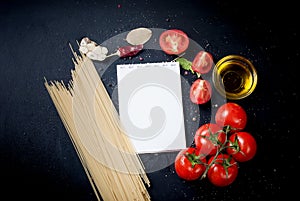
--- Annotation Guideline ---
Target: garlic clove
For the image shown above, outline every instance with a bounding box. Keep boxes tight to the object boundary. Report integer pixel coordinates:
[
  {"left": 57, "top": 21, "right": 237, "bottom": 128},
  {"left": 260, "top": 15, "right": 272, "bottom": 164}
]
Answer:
[
  {"left": 92, "top": 46, "right": 108, "bottom": 61},
  {"left": 86, "top": 52, "right": 98, "bottom": 60},
  {"left": 96, "top": 53, "right": 107, "bottom": 61},
  {"left": 80, "top": 37, "right": 90, "bottom": 46},
  {"left": 101, "top": 46, "right": 108, "bottom": 55},
  {"left": 86, "top": 43, "right": 96, "bottom": 51},
  {"left": 79, "top": 46, "right": 89, "bottom": 54}
]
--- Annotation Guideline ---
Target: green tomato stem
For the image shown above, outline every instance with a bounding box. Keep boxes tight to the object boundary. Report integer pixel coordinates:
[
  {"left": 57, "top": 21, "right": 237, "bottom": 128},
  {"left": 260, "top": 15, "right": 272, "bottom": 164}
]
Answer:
[{"left": 200, "top": 125, "right": 231, "bottom": 179}]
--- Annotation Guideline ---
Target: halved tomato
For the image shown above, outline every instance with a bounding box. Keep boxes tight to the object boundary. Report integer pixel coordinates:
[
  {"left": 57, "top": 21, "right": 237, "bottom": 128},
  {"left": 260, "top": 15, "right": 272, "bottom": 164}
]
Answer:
[
  {"left": 192, "top": 50, "right": 214, "bottom": 74},
  {"left": 159, "top": 29, "right": 189, "bottom": 55},
  {"left": 190, "top": 79, "right": 212, "bottom": 104}
]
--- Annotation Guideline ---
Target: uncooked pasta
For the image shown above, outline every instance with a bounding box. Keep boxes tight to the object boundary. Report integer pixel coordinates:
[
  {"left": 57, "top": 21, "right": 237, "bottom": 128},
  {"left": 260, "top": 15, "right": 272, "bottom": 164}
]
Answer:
[{"left": 44, "top": 48, "right": 150, "bottom": 201}]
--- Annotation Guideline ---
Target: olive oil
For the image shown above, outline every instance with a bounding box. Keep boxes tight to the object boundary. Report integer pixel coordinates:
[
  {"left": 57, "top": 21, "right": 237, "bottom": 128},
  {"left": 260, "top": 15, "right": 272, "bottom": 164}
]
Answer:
[{"left": 212, "top": 55, "right": 257, "bottom": 100}]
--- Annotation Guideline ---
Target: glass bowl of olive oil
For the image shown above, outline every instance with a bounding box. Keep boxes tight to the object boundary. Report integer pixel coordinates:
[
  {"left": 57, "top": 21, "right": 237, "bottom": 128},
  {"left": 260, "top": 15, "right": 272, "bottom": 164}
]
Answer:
[{"left": 212, "top": 55, "right": 258, "bottom": 100}]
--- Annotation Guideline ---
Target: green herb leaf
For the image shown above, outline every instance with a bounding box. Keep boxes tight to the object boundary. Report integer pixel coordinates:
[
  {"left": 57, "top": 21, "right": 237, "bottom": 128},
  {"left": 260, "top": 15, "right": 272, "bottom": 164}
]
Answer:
[{"left": 176, "top": 57, "right": 194, "bottom": 73}]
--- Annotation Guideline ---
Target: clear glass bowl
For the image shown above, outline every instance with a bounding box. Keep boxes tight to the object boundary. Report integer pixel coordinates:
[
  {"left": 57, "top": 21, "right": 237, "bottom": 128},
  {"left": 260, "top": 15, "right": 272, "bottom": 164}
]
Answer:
[{"left": 212, "top": 55, "right": 258, "bottom": 100}]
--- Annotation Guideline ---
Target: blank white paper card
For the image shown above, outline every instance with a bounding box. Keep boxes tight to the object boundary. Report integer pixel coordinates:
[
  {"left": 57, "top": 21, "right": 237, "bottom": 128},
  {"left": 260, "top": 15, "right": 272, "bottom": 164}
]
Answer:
[{"left": 116, "top": 62, "right": 187, "bottom": 153}]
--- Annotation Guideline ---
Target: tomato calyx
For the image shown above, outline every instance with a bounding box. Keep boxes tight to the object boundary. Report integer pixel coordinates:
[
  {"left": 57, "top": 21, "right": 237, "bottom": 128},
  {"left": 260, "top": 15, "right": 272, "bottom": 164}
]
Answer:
[
  {"left": 203, "top": 128, "right": 225, "bottom": 146},
  {"left": 214, "top": 154, "right": 238, "bottom": 179},
  {"left": 222, "top": 125, "right": 247, "bottom": 156},
  {"left": 184, "top": 151, "right": 206, "bottom": 168},
  {"left": 228, "top": 135, "right": 241, "bottom": 154}
]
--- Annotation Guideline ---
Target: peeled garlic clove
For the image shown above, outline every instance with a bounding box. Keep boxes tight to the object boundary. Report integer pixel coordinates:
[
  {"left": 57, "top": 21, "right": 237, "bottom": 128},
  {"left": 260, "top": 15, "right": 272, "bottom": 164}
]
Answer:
[
  {"left": 96, "top": 53, "right": 107, "bottom": 61},
  {"left": 80, "top": 37, "right": 90, "bottom": 46},
  {"left": 86, "top": 51, "right": 98, "bottom": 60},
  {"left": 100, "top": 46, "right": 108, "bottom": 55},
  {"left": 93, "top": 46, "right": 103, "bottom": 54},
  {"left": 126, "top": 27, "right": 152, "bottom": 45},
  {"left": 86, "top": 43, "right": 96, "bottom": 51},
  {"left": 79, "top": 46, "right": 88, "bottom": 54},
  {"left": 93, "top": 46, "right": 108, "bottom": 55},
  {"left": 92, "top": 46, "right": 108, "bottom": 61}
]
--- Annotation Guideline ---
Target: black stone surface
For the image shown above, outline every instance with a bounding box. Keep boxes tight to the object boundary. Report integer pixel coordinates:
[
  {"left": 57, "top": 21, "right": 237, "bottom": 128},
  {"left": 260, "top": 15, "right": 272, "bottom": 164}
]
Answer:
[{"left": 0, "top": 0, "right": 298, "bottom": 200}]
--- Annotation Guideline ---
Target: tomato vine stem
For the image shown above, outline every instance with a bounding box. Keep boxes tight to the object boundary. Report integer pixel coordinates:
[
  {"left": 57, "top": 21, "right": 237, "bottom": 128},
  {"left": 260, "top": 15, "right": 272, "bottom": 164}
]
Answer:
[{"left": 200, "top": 125, "right": 232, "bottom": 179}]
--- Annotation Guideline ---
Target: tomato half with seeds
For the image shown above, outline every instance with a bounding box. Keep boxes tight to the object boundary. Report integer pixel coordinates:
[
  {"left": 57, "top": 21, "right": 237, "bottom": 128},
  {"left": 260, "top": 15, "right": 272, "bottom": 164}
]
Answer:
[
  {"left": 192, "top": 50, "right": 214, "bottom": 74},
  {"left": 174, "top": 147, "right": 207, "bottom": 181},
  {"left": 207, "top": 154, "right": 238, "bottom": 187},
  {"left": 190, "top": 79, "right": 212, "bottom": 104},
  {"left": 215, "top": 102, "right": 247, "bottom": 132},
  {"left": 226, "top": 131, "right": 257, "bottom": 162},
  {"left": 194, "top": 123, "right": 226, "bottom": 156},
  {"left": 159, "top": 29, "right": 189, "bottom": 55}
]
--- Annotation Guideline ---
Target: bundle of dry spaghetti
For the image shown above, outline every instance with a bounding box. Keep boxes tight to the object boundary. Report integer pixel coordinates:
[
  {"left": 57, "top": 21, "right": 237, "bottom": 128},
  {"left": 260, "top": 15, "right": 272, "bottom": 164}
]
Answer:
[{"left": 44, "top": 51, "right": 150, "bottom": 201}]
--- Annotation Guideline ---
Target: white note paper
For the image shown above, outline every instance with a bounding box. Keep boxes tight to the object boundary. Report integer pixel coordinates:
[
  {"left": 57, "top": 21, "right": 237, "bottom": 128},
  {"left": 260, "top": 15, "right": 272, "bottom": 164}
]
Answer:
[{"left": 116, "top": 62, "right": 187, "bottom": 153}]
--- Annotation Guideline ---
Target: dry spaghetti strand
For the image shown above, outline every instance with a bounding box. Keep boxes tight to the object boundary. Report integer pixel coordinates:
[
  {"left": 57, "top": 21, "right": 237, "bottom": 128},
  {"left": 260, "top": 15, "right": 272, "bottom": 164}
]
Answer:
[{"left": 44, "top": 52, "right": 150, "bottom": 201}]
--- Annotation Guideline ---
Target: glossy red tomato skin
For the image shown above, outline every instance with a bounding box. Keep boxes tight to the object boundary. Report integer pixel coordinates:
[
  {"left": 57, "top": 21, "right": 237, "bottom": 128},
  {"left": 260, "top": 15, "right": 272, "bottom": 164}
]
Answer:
[
  {"left": 190, "top": 79, "right": 212, "bottom": 104},
  {"left": 226, "top": 131, "right": 257, "bottom": 162},
  {"left": 192, "top": 50, "right": 214, "bottom": 74},
  {"left": 207, "top": 154, "right": 238, "bottom": 187},
  {"left": 159, "top": 29, "right": 189, "bottom": 55},
  {"left": 194, "top": 123, "right": 226, "bottom": 156},
  {"left": 215, "top": 102, "right": 247, "bottom": 132},
  {"left": 174, "top": 147, "right": 207, "bottom": 181}
]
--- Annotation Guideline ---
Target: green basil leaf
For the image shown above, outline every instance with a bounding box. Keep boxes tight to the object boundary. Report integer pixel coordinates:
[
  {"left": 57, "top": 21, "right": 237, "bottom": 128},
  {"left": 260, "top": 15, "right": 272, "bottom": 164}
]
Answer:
[{"left": 176, "top": 57, "right": 194, "bottom": 73}]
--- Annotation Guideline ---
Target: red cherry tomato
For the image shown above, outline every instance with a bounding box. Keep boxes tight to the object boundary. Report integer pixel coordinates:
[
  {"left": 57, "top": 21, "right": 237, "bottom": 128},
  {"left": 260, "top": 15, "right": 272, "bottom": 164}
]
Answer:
[
  {"left": 190, "top": 79, "right": 212, "bottom": 104},
  {"left": 174, "top": 147, "right": 207, "bottom": 181},
  {"left": 192, "top": 50, "right": 214, "bottom": 74},
  {"left": 194, "top": 123, "right": 226, "bottom": 156},
  {"left": 207, "top": 154, "right": 238, "bottom": 187},
  {"left": 215, "top": 102, "right": 247, "bottom": 132},
  {"left": 226, "top": 131, "right": 257, "bottom": 162},
  {"left": 159, "top": 29, "right": 189, "bottom": 55}
]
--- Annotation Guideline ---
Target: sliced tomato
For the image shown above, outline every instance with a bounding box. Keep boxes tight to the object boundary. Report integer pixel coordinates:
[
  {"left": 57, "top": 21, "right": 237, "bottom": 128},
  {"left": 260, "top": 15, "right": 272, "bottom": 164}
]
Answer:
[
  {"left": 192, "top": 50, "right": 214, "bottom": 74},
  {"left": 189, "top": 79, "right": 212, "bottom": 104},
  {"left": 159, "top": 29, "right": 189, "bottom": 55}
]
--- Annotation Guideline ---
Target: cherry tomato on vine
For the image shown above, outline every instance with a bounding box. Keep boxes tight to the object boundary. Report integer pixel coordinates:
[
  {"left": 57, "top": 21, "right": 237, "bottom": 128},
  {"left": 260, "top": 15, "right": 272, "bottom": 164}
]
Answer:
[
  {"left": 190, "top": 79, "right": 212, "bottom": 104},
  {"left": 207, "top": 153, "right": 238, "bottom": 187},
  {"left": 215, "top": 102, "right": 247, "bottom": 132},
  {"left": 226, "top": 131, "right": 257, "bottom": 162},
  {"left": 174, "top": 147, "right": 207, "bottom": 181},
  {"left": 192, "top": 50, "right": 214, "bottom": 74},
  {"left": 159, "top": 29, "right": 189, "bottom": 55},
  {"left": 194, "top": 123, "right": 226, "bottom": 156}
]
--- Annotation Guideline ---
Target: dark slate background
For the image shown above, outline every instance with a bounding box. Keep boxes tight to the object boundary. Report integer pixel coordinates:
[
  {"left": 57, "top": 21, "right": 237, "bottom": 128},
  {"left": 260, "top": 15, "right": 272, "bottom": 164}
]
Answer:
[{"left": 0, "top": 0, "right": 298, "bottom": 200}]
